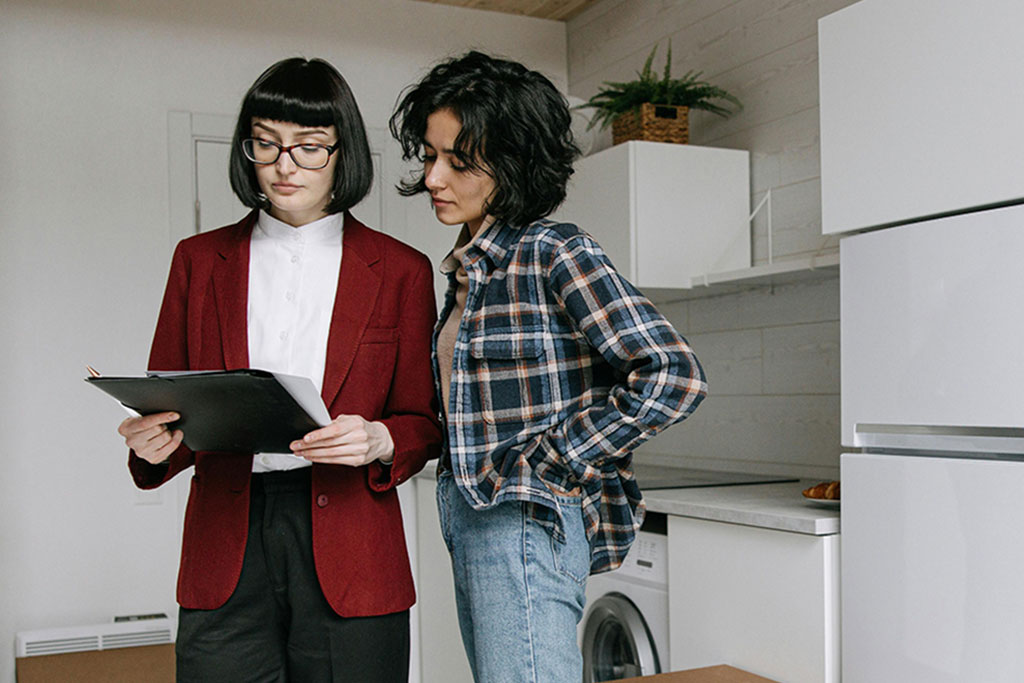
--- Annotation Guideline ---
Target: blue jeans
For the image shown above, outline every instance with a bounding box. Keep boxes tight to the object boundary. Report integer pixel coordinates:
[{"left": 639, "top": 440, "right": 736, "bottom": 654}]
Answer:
[{"left": 436, "top": 471, "right": 590, "bottom": 683}]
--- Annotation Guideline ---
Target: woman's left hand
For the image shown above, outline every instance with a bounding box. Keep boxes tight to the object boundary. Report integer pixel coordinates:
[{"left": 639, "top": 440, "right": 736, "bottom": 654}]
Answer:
[{"left": 290, "top": 414, "right": 395, "bottom": 466}]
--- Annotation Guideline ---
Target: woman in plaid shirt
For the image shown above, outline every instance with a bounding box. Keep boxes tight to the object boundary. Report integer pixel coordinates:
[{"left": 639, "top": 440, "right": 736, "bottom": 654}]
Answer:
[{"left": 391, "top": 51, "right": 707, "bottom": 682}]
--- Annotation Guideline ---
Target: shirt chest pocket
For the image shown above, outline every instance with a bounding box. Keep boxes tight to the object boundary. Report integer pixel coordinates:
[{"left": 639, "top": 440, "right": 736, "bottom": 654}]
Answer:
[{"left": 468, "top": 331, "right": 552, "bottom": 427}]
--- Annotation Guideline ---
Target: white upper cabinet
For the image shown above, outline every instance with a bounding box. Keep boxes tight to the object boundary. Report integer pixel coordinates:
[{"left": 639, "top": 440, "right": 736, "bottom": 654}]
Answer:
[
  {"left": 553, "top": 141, "right": 750, "bottom": 289},
  {"left": 819, "top": 0, "right": 1024, "bottom": 234}
]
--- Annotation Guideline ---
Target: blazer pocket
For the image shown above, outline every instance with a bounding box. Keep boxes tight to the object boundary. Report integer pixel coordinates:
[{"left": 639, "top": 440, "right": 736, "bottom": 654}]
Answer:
[
  {"left": 361, "top": 326, "right": 399, "bottom": 344},
  {"left": 347, "top": 328, "right": 400, "bottom": 414}
]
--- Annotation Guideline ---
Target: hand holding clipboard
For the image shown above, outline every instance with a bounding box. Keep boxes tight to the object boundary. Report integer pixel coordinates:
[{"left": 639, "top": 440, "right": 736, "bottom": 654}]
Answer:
[{"left": 87, "top": 368, "right": 331, "bottom": 454}]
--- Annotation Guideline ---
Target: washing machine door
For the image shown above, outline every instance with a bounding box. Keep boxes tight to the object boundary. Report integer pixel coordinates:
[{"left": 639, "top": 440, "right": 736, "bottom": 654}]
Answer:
[{"left": 581, "top": 592, "right": 661, "bottom": 682}]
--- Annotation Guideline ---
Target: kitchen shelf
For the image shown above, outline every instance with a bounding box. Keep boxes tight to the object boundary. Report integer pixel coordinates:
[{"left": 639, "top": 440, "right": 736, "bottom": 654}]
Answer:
[{"left": 643, "top": 250, "right": 839, "bottom": 303}]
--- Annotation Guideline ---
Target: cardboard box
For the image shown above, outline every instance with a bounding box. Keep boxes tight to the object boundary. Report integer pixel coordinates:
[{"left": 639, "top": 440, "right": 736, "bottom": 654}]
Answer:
[{"left": 617, "top": 664, "right": 779, "bottom": 683}]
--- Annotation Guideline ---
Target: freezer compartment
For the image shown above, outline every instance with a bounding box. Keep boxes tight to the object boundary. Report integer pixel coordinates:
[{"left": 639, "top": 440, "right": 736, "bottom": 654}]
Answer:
[
  {"left": 840, "top": 203, "right": 1024, "bottom": 446},
  {"left": 842, "top": 451, "right": 1024, "bottom": 682}
]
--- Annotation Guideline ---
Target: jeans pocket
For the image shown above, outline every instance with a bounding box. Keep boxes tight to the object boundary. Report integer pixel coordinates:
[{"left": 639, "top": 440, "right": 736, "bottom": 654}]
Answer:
[
  {"left": 435, "top": 472, "right": 455, "bottom": 554},
  {"left": 548, "top": 499, "right": 590, "bottom": 585}
]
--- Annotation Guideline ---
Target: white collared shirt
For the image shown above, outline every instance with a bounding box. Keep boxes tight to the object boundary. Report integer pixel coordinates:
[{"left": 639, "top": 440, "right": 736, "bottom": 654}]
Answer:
[{"left": 248, "top": 210, "right": 343, "bottom": 471}]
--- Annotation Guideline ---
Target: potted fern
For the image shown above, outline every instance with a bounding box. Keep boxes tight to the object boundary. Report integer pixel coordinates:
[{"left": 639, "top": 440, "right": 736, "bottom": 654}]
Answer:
[{"left": 578, "top": 42, "right": 742, "bottom": 146}]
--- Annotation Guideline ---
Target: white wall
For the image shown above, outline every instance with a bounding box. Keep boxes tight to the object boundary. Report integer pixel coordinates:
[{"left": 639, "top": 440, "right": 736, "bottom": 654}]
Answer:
[
  {"left": 567, "top": 0, "right": 858, "bottom": 478},
  {"left": 0, "top": 1, "right": 565, "bottom": 680},
  {"left": 640, "top": 278, "right": 841, "bottom": 479}
]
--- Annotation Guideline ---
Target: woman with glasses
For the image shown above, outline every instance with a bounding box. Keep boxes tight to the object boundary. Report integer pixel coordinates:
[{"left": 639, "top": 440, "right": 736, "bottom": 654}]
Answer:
[
  {"left": 390, "top": 51, "right": 707, "bottom": 682},
  {"left": 117, "top": 57, "right": 441, "bottom": 681}
]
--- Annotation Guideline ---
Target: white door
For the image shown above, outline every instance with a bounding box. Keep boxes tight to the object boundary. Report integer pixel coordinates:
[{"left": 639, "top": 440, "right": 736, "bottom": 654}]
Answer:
[{"left": 195, "top": 139, "right": 246, "bottom": 233}]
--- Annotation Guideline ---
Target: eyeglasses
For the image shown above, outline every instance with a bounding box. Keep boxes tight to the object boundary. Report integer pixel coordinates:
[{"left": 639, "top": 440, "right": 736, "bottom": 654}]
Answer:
[{"left": 242, "top": 138, "right": 340, "bottom": 170}]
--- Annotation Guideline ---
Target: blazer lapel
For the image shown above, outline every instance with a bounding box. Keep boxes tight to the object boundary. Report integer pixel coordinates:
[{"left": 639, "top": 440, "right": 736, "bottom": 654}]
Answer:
[
  {"left": 212, "top": 212, "right": 256, "bottom": 371},
  {"left": 321, "top": 213, "right": 382, "bottom": 409}
]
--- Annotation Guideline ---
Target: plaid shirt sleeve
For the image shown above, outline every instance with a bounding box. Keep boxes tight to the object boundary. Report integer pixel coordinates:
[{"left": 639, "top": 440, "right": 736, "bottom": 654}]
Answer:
[
  {"left": 539, "top": 229, "right": 707, "bottom": 571},
  {"left": 544, "top": 230, "right": 707, "bottom": 468}
]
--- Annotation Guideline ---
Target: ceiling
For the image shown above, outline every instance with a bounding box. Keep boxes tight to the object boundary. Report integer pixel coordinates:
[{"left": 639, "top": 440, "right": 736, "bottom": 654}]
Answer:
[{"left": 410, "top": 0, "right": 598, "bottom": 21}]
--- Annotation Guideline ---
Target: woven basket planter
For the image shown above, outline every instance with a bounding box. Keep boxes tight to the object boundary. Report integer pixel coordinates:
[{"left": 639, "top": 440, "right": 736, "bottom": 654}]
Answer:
[{"left": 611, "top": 102, "right": 690, "bottom": 145}]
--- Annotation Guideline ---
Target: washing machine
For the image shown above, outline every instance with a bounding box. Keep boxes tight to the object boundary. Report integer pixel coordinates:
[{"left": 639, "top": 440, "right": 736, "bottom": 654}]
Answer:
[{"left": 579, "top": 512, "right": 669, "bottom": 682}]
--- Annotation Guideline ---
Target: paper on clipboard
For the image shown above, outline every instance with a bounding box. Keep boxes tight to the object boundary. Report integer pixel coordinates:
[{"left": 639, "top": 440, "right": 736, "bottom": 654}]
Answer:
[{"left": 145, "top": 369, "right": 331, "bottom": 427}]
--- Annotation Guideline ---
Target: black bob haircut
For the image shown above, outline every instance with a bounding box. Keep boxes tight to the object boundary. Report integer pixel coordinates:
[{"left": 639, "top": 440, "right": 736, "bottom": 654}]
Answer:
[
  {"left": 389, "top": 51, "right": 579, "bottom": 227},
  {"left": 229, "top": 57, "right": 373, "bottom": 215}
]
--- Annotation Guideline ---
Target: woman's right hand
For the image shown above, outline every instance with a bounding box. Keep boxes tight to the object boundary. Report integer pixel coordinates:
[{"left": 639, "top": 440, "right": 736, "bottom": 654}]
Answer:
[{"left": 118, "top": 412, "right": 184, "bottom": 464}]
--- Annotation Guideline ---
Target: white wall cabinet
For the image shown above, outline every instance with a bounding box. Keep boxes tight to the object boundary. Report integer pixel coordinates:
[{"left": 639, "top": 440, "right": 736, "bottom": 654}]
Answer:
[
  {"left": 819, "top": 0, "right": 1024, "bottom": 234},
  {"left": 552, "top": 141, "right": 750, "bottom": 289},
  {"left": 667, "top": 516, "right": 840, "bottom": 683}
]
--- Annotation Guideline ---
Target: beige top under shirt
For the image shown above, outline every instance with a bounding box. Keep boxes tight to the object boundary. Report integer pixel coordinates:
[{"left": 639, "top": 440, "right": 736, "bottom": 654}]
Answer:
[{"left": 436, "top": 224, "right": 478, "bottom": 420}]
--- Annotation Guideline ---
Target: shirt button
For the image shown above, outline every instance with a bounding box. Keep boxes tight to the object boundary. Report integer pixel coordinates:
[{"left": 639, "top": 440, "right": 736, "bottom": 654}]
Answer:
[
  {"left": 316, "top": 494, "right": 329, "bottom": 508},
  {"left": 285, "top": 291, "right": 295, "bottom": 302},
  {"left": 291, "top": 254, "right": 300, "bottom": 263},
  {"left": 280, "top": 331, "right": 288, "bottom": 341}
]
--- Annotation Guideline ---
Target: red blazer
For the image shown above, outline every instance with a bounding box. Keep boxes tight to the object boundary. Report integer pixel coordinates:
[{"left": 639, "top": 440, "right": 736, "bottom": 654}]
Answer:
[{"left": 129, "top": 211, "right": 441, "bottom": 617}]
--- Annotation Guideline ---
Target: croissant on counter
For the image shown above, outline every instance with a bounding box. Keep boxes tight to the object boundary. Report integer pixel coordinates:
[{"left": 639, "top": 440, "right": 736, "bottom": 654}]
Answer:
[{"left": 802, "top": 480, "right": 840, "bottom": 500}]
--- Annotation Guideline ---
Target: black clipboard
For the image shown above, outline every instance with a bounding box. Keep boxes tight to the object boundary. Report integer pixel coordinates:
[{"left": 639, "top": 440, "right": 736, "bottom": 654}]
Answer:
[{"left": 87, "top": 369, "right": 330, "bottom": 453}]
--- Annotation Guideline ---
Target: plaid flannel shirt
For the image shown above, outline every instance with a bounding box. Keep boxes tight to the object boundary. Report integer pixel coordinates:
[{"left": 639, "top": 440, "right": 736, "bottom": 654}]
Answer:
[{"left": 435, "top": 218, "right": 707, "bottom": 573}]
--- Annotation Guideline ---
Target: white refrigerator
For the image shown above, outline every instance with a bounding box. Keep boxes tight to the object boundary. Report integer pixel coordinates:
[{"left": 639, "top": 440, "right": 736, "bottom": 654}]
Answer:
[{"left": 840, "top": 202, "right": 1024, "bottom": 682}]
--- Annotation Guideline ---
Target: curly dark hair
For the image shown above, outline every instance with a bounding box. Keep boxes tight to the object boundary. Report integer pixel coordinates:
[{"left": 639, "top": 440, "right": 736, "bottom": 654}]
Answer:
[{"left": 389, "top": 51, "right": 579, "bottom": 227}]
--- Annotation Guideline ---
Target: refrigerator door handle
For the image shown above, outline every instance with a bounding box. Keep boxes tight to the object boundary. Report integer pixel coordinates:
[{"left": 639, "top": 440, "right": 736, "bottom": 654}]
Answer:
[{"left": 856, "top": 423, "right": 1024, "bottom": 456}]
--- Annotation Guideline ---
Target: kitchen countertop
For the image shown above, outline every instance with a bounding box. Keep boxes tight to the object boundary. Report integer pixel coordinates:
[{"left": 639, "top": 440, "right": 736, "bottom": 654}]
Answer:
[
  {"left": 642, "top": 480, "right": 839, "bottom": 536},
  {"left": 413, "top": 468, "right": 839, "bottom": 537}
]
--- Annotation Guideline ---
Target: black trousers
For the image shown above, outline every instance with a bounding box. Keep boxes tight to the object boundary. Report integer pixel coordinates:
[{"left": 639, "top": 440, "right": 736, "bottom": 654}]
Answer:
[{"left": 175, "top": 468, "right": 409, "bottom": 683}]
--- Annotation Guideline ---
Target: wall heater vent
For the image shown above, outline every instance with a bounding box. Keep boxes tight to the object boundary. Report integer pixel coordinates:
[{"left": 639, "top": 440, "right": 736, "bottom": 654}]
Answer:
[
  {"left": 16, "top": 616, "right": 175, "bottom": 658},
  {"left": 24, "top": 636, "right": 100, "bottom": 657}
]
